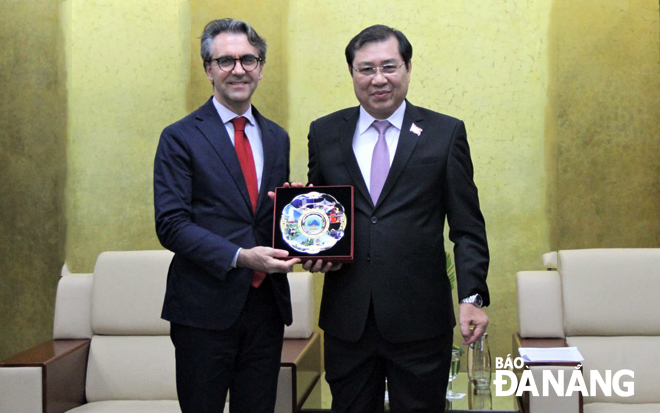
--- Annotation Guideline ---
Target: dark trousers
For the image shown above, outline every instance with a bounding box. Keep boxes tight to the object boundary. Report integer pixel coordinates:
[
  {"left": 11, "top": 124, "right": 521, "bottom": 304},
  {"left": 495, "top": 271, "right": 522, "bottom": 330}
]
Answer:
[
  {"left": 324, "top": 304, "right": 453, "bottom": 413},
  {"left": 170, "top": 280, "right": 285, "bottom": 413}
]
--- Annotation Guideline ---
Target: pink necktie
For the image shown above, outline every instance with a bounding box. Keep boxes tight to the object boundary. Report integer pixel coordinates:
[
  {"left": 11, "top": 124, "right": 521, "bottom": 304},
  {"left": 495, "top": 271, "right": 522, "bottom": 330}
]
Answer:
[
  {"left": 370, "top": 120, "right": 392, "bottom": 204},
  {"left": 231, "top": 117, "right": 266, "bottom": 288}
]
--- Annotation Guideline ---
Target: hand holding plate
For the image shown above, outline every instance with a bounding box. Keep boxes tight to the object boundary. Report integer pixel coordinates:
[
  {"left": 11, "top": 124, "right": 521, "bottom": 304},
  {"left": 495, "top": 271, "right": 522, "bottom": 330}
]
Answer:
[
  {"left": 237, "top": 246, "right": 300, "bottom": 273},
  {"left": 303, "top": 259, "right": 342, "bottom": 273},
  {"left": 268, "top": 182, "right": 308, "bottom": 201}
]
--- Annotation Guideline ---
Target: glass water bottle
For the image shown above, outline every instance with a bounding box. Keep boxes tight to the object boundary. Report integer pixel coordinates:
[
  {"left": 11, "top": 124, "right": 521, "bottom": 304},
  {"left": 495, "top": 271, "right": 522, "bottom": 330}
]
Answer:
[{"left": 467, "top": 333, "right": 492, "bottom": 389}]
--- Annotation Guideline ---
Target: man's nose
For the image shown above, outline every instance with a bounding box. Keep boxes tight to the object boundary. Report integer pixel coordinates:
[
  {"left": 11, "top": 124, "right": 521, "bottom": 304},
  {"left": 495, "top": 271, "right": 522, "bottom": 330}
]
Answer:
[
  {"left": 232, "top": 61, "right": 246, "bottom": 75},
  {"left": 371, "top": 70, "right": 388, "bottom": 85}
]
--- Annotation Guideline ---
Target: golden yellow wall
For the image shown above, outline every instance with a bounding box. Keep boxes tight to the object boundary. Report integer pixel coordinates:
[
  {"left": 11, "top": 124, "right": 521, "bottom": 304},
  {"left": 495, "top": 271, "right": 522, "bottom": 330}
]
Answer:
[
  {"left": 551, "top": 0, "right": 660, "bottom": 249},
  {"left": 64, "top": 0, "right": 190, "bottom": 272},
  {"left": 0, "top": 0, "right": 64, "bottom": 360}
]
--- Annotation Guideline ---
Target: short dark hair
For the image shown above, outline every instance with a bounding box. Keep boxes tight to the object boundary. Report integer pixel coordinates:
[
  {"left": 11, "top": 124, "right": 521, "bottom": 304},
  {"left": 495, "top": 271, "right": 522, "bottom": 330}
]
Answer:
[
  {"left": 200, "top": 18, "right": 267, "bottom": 70},
  {"left": 345, "top": 25, "right": 413, "bottom": 69}
]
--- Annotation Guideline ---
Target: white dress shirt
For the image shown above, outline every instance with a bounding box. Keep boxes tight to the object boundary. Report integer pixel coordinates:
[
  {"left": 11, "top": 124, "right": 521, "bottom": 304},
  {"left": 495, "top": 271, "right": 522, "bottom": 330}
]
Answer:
[{"left": 352, "top": 101, "right": 406, "bottom": 189}]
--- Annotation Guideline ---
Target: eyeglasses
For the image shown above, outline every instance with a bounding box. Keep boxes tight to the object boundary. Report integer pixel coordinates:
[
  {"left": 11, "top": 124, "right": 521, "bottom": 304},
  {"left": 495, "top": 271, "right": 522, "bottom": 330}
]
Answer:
[
  {"left": 209, "top": 54, "right": 262, "bottom": 72},
  {"left": 352, "top": 61, "right": 405, "bottom": 77}
]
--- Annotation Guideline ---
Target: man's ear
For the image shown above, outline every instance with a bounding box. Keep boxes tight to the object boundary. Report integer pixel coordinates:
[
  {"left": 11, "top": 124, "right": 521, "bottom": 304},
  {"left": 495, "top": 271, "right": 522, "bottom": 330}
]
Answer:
[{"left": 205, "top": 63, "right": 213, "bottom": 82}]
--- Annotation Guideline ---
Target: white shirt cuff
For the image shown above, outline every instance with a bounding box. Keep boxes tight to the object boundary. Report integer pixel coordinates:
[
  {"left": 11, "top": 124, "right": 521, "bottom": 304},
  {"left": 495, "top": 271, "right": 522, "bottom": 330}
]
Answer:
[{"left": 231, "top": 248, "right": 241, "bottom": 268}]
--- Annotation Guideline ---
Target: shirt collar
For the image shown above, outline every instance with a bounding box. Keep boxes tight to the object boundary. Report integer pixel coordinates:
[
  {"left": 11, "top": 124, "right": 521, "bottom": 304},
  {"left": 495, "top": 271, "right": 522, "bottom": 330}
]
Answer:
[
  {"left": 212, "top": 96, "right": 257, "bottom": 127},
  {"left": 357, "top": 100, "right": 406, "bottom": 135}
]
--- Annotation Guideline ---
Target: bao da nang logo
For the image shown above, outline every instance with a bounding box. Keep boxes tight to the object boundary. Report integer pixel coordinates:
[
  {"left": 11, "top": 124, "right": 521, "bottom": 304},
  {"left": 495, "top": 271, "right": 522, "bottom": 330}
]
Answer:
[{"left": 493, "top": 356, "right": 635, "bottom": 397}]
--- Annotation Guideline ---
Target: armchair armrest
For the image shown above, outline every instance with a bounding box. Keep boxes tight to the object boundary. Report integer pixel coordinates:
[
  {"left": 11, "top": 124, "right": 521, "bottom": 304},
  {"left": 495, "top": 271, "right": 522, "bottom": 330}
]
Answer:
[
  {"left": 542, "top": 252, "right": 557, "bottom": 269},
  {"left": 0, "top": 339, "right": 90, "bottom": 413},
  {"left": 516, "top": 271, "right": 564, "bottom": 338},
  {"left": 513, "top": 333, "right": 568, "bottom": 353},
  {"left": 278, "top": 332, "right": 322, "bottom": 413},
  {"left": 512, "top": 334, "right": 581, "bottom": 413}
]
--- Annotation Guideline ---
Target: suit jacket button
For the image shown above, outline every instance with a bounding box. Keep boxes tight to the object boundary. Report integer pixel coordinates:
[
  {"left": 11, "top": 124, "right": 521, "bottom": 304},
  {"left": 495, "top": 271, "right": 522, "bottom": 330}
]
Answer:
[
  {"left": 367, "top": 253, "right": 371, "bottom": 261},
  {"left": 371, "top": 217, "right": 378, "bottom": 224}
]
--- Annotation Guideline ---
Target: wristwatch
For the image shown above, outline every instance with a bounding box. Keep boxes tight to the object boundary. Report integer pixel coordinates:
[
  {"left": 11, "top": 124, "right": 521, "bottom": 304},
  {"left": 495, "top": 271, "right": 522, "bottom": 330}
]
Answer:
[{"left": 460, "top": 293, "right": 483, "bottom": 308}]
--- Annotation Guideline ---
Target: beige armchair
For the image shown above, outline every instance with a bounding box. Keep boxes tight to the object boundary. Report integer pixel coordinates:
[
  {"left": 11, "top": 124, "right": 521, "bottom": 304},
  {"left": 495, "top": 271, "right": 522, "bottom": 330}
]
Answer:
[
  {"left": 515, "top": 248, "right": 660, "bottom": 413},
  {"left": 0, "top": 250, "right": 320, "bottom": 413}
]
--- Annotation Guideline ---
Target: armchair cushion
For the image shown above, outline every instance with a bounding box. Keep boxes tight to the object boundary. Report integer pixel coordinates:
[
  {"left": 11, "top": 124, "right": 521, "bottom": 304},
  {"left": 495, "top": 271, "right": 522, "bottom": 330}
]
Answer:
[
  {"left": 567, "top": 336, "right": 660, "bottom": 404},
  {"left": 559, "top": 249, "right": 660, "bottom": 336},
  {"left": 91, "top": 251, "right": 172, "bottom": 335},
  {"left": 86, "top": 336, "right": 177, "bottom": 402}
]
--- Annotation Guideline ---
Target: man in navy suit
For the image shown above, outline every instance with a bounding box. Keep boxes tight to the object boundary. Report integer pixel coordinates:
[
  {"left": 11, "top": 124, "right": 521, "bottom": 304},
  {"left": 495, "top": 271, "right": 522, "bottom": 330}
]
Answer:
[
  {"left": 305, "top": 25, "right": 490, "bottom": 412},
  {"left": 154, "top": 18, "right": 299, "bottom": 413}
]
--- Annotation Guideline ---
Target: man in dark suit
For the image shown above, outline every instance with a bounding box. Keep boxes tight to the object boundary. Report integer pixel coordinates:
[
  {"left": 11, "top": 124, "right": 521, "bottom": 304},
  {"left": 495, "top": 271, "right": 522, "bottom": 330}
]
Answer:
[
  {"left": 154, "top": 18, "right": 299, "bottom": 413},
  {"left": 305, "top": 25, "right": 490, "bottom": 412}
]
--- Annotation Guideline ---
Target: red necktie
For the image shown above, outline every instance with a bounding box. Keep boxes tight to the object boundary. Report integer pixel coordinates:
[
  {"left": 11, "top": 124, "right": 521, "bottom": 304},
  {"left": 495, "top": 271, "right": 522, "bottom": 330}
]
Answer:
[
  {"left": 231, "top": 117, "right": 266, "bottom": 288},
  {"left": 231, "top": 117, "right": 258, "bottom": 213}
]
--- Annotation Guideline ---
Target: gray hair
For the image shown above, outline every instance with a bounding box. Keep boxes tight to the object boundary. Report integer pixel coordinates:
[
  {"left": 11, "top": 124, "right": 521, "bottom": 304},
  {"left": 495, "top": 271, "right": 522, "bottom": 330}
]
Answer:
[{"left": 200, "top": 18, "right": 267, "bottom": 69}]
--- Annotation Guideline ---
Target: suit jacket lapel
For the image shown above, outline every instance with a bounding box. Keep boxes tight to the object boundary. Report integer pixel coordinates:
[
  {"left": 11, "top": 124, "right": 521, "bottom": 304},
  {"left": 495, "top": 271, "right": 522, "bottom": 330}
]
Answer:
[
  {"left": 339, "top": 108, "right": 372, "bottom": 207},
  {"left": 194, "top": 98, "right": 254, "bottom": 214},
  {"left": 253, "top": 106, "right": 275, "bottom": 215},
  {"left": 375, "top": 101, "right": 424, "bottom": 207}
]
